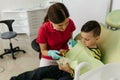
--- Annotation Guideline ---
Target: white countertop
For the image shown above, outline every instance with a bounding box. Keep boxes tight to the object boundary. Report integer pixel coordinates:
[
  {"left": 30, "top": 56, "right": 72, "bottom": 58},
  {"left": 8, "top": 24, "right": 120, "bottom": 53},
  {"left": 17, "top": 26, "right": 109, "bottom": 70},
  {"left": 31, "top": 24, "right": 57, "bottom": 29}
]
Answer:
[{"left": 1, "top": 7, "right": 47, "bottom": 12}]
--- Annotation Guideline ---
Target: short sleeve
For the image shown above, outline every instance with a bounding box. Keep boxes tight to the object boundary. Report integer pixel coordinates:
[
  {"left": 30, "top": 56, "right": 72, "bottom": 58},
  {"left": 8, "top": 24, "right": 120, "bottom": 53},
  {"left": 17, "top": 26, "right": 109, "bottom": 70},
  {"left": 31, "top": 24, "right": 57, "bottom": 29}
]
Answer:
[
  {"left": 69, "top": 19, "right": 76, "bottom": 32},
  {"left": 36, "top": 25, "right": 48, "bottom": 44}
]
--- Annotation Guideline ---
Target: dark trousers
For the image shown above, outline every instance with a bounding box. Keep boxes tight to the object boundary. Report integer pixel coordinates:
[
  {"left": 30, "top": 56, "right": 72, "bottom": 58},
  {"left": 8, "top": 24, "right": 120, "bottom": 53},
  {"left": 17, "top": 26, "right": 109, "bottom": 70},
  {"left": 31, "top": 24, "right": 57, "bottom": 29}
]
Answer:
[{"left": 10, "top": 65, "right": 73, "bottom": 80}]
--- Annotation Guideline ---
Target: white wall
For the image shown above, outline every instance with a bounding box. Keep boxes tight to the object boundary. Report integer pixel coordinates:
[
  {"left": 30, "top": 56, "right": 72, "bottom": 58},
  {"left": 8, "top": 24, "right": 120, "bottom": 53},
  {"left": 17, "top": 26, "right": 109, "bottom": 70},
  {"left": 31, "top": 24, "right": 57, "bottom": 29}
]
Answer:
[
  {"left": 112, "top": 0, "right": 120, "bottom": 10},
  {"left": 63, "top": 0, "right": 111, "bottom": 38}
]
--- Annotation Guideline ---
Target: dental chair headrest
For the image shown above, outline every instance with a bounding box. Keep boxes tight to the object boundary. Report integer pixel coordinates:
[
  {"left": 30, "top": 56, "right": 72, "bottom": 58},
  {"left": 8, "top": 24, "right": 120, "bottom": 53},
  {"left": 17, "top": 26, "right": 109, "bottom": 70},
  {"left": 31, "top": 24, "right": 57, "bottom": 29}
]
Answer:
[{"left": 106, "top": 9, "right": 120, "bottom": 31}]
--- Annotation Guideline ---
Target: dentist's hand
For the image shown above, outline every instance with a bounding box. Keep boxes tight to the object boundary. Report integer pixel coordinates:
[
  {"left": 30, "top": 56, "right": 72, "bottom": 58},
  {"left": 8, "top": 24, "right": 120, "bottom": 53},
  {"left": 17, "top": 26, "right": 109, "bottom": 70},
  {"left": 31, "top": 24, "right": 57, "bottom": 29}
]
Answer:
[
  {"left": 48, "top": 50, "right": 62, "bottom": 60},
  {"left": 68, "top": 39, "right": 77, "bottom": 48}
]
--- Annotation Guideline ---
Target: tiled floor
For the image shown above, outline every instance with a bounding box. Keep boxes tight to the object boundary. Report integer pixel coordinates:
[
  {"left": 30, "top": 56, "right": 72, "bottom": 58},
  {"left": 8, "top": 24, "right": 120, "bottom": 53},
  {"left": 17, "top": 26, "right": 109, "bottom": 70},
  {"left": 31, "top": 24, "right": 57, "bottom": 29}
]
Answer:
[{"left": 0, "top": 34, "right": 40, "bottom": 80}]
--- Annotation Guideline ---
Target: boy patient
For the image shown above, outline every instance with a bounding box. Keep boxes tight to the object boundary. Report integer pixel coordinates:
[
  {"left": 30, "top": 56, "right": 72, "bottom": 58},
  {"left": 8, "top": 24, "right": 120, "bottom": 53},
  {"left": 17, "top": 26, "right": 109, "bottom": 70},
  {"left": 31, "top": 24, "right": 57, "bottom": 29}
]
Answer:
[
  {"left": 10, "top": 20, "right": 102, "bottom": 80},
  {"left": 78, "top": 20, "right": 101, "bottom": 60}
]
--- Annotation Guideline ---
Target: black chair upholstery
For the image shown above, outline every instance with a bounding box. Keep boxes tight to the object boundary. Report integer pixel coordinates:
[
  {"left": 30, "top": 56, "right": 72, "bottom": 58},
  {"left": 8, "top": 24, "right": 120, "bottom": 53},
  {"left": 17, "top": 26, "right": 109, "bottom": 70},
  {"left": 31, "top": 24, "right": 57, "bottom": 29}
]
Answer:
[
  {"left": 0, "top": 19, "right": 26, "bottom": 59},
  {"left": 31, "top": 39, "right": 41, "bottom": 59}
]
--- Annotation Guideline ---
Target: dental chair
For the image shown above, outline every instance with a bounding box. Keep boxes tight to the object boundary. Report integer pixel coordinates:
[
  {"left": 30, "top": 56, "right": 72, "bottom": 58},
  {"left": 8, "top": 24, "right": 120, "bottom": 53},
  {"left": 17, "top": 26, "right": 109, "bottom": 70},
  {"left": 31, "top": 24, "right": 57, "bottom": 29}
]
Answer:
[{"left": 73, "top": 9, "right": 120, "bottom": 80}]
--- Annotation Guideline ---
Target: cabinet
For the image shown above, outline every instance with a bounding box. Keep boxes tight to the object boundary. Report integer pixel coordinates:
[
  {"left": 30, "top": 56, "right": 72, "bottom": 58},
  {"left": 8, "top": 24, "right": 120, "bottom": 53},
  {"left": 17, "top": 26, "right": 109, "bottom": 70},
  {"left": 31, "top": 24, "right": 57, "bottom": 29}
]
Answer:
[{"left": 1, "top": 8, "right": 47, "bottom": 35}]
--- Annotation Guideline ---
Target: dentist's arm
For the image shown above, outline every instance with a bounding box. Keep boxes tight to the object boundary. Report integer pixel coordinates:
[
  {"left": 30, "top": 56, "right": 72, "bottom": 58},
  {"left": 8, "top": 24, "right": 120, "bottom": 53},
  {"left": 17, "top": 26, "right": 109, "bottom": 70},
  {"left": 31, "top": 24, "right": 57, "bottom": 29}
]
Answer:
[{"left": 39, "top": 43, "right": 61, "bottom": 60}]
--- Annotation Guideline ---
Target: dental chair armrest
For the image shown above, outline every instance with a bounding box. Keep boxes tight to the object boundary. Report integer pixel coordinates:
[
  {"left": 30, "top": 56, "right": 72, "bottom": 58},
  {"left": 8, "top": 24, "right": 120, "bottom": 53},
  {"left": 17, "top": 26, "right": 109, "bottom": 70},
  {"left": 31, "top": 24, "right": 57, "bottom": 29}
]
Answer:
[{"left": 74, "top": 62, "right": 90, "bottom": 80}]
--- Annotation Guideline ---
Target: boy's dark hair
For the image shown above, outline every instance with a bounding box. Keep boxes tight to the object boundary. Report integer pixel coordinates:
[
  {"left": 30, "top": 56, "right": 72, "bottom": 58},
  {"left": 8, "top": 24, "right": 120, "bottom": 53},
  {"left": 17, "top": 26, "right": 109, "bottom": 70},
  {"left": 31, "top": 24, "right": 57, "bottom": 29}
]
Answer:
[
  {"left": 43, "top": 2, "right": 70, "bottom": 24},
  {"left": 81, "top": 20, "right": 101, "bottom": 37}
]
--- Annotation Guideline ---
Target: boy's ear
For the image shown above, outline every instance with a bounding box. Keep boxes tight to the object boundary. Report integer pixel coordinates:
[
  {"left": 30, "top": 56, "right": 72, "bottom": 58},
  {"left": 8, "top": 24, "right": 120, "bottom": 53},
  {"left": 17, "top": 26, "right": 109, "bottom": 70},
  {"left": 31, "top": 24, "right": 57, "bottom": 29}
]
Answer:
[{"left": 96, "top": 36, "right": 100, "bottom": 40}]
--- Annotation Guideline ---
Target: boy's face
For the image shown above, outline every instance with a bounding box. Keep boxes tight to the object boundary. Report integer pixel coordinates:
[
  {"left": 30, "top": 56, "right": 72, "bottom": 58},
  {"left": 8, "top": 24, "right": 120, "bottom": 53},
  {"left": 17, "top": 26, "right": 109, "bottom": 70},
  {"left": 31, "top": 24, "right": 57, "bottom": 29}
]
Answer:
[{"left": 80, "top": 31, "right": 100, "bottom": 48}]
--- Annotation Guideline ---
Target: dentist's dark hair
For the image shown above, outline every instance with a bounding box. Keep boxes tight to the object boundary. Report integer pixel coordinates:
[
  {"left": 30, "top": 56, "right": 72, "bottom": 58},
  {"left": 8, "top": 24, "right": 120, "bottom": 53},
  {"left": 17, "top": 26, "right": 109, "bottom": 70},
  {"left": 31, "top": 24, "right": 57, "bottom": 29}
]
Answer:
[{"left": 43, "top": 2, "right": 70, "bottom": 24}]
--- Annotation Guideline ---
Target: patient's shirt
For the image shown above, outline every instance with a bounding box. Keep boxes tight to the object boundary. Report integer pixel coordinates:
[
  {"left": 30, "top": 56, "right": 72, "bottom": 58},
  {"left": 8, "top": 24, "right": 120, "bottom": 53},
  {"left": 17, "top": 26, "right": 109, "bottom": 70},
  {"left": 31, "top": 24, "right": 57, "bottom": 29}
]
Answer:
[{"left": 88, "top": 47, "right": 101, "bottom": 60}]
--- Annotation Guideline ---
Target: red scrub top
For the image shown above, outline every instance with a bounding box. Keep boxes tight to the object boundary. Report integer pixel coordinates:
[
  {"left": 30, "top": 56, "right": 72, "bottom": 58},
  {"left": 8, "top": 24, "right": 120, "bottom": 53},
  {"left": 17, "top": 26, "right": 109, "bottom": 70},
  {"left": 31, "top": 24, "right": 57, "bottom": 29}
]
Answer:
[{"left": 36, "top": 18, "right": 76, "bottom": 59}]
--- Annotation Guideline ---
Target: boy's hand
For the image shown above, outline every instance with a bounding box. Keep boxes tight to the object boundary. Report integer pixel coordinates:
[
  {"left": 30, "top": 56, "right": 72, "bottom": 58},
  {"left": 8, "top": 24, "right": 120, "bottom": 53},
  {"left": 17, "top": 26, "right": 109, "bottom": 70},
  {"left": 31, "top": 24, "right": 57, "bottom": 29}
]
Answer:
[
  {"left": 58, "top": 63, "right": 70, "bottom": 72},
  {"left": 58, "top": 63, "right": 73, "bottom": 74},
  {"left": 59, "top": 49, "right": 68, "bottom": 57},
  {"left": 57, "top": 57, "right": 72, "bottom": 73}
]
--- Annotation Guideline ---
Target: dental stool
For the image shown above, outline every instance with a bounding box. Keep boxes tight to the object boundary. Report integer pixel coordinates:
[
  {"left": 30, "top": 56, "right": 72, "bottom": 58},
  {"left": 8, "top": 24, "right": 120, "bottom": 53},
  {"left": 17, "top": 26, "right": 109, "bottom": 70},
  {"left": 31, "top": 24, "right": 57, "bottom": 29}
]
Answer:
[
  {"left": 0, "top": 20, "right": 26, "bottom": 59},
  {"left": 31, "top": 38, "right": 41, "bottom": 59}
]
